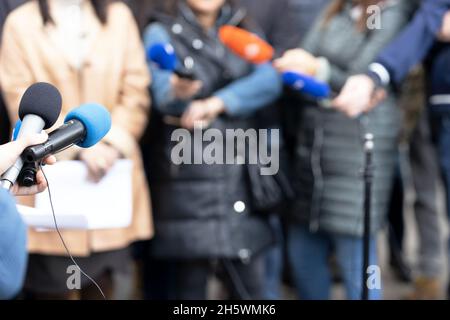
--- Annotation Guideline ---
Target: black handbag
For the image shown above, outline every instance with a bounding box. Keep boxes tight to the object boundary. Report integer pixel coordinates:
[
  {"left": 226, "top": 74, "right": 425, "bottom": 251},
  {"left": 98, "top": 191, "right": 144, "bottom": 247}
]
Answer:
[{"left": 246, "top": 163, "right": 294, "bottom": 214}]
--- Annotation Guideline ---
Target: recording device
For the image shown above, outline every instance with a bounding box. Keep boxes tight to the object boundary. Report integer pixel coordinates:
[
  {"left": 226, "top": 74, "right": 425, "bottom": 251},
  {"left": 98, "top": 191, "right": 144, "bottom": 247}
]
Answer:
[
  {"left": 147, "top": 42, "right": 196, "bottom": 80},
  {"left": 217, "top": 26, "right": 332, "bottom": 101},
  {"left": 282, "top": 71, "right": 331, "bottom": 99},
  {"left": 1, "top": 83, "right": 62, "bottom": 190},
  {"left": 18, "top": 103, "right": 112, "bottom": 187},
  {"left": 218, "top": 25, "right": 274, "bottom": 64}
]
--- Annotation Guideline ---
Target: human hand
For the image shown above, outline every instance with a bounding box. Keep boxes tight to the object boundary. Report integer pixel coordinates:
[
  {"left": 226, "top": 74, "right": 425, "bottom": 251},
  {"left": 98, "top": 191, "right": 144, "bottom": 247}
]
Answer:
[
  {"left": 273, "top": 49, "right": 319, "bottom": 76},
  {"left": 181, "top": 97, "right": 225, "bottom": 130},
  {"left": 0, "top": 133, "right": 56, "bottom": 195},
  {"left": 171, "top": 74, "right": 203, "bottom": 100},
  {"left": 332, "top": 74, "right": 386, "bottom": 118},
  {"left": 437, "top": 11, "right": 450, "bottom": 42},
  {"left": 79, "top": 142, "right": 121, "bottom": 182}
]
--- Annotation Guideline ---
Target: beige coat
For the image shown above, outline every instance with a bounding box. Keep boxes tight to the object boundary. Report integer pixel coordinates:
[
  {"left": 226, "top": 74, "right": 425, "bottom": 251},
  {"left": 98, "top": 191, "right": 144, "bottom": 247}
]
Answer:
[{"left": 0, "top": 1, "right": 153, "bottom": 256}]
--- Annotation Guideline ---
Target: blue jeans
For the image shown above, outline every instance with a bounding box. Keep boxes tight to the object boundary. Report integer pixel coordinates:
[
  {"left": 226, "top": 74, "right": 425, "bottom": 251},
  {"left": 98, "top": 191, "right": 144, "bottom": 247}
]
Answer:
[
  {"left": 287, "top": 225, "right": 382, "bottom": 300},
  {"left": 430, "top": 107, "right": 450, "bottom": 258},
  {"left": 263, "top": 216, "right": 284, "bottom": 300}
]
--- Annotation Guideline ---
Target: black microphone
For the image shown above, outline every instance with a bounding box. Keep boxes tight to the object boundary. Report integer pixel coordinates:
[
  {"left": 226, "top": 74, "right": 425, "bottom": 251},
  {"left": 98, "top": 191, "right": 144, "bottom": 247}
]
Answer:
[
  {"left": 1, "top": 83, "right": 62, "bottom": 190},
  {"left": 23, "top": 103, "right": 112, "bottom": 162},
  {"left": 18, "top": 103, "right": 112, "bottom": 187},
  {"left": 23, "top": 120, "right": 85, "bottom": 163}
]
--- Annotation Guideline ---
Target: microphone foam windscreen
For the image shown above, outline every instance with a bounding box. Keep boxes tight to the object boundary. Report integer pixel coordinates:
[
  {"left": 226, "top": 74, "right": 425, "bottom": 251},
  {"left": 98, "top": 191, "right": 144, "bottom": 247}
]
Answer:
[
  {"left": 18, "top": 82, "right": 62, "bottom": 129},
  {"left": 147, "top": 43, "right": 178, "bottom": 71},
  {"left": 219, "top": 25, "right": 274, "bottom": 64},
  {"left": 65, "top": 103, "right": 112, "bottom": 148},
  {"left": 283, "top": 72, "right": 331, "bottom": 99}
]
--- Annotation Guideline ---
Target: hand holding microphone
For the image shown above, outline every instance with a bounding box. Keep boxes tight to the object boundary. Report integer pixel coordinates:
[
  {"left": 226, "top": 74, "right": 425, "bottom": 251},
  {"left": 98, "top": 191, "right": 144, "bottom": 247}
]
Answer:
[
  {"left": 273, "top": 49, "right": 320, "bottom": 77},
  {"left": 332, "top": 75, "right": 386, "bottom": 118},
  {"left": 22, "top": 103, "right": 112, "bottom": 184},
  {"left": 0, "top": 134, "right": 56, "bottom": 196},
  {"left": 218, "top": 26, "right": 331, "bottom": 101},
  {"left": 147, "top": 42, "right": 203, "bottom": 101},
  {"left": 170, "top": 75, "right": 203, "bottom": 101},
  {"left": 0, "top": 83, "right": 62, "bottom": 190}
]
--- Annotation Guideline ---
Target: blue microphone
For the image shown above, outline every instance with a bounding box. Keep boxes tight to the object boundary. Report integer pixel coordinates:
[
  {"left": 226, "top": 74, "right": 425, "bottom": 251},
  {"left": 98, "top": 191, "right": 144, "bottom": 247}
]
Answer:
[
  {"left": 283, "top": 72, "right": 331, "bottom": 99},
  {"left": 12, "top": 120, "right": 22, "bottom": 141},
  {"left": 147, "top": 42, "right": 196, "bottom": 79},
  {"left": 147, "top": 42, "right": 178, "bottom": 71},
  {"left": 22, "top": 103, "right": 112, "bottom": 163}
]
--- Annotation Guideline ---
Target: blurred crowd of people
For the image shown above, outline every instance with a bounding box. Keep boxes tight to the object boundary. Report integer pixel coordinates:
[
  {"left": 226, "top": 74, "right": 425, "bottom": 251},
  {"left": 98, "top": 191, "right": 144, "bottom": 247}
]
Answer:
[{"left": 0, "top": 0, "right": 449, "bottom": 300}]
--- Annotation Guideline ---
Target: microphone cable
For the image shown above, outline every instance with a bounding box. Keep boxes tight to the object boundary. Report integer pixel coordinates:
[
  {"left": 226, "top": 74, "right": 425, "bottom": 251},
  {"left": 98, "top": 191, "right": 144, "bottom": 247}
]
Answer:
[{"left": 39, "top": 163, "right": 106, "bottom": 300}]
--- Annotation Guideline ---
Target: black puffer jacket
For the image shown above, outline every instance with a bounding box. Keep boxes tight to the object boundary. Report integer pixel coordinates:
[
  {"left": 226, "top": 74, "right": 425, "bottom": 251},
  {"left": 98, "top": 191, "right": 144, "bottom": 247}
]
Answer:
[{"left": 141, "top": 4, "right": 275, "bottom": 260}]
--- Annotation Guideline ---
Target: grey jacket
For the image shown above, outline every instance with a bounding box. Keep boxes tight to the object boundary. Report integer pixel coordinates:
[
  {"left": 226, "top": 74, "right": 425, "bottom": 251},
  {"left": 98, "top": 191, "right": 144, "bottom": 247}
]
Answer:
[{"left": 289, "top": 0, "right": 410, "bottom": 236}]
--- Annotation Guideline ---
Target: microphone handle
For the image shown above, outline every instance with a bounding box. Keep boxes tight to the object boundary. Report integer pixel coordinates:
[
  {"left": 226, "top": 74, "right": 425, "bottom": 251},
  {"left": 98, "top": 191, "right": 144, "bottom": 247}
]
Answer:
[
  {"left": 1, "top": 115, "right": 45, "bottom": 190},
  {"left": 22, "top": 120, "right": 86, "bottom": 163}
]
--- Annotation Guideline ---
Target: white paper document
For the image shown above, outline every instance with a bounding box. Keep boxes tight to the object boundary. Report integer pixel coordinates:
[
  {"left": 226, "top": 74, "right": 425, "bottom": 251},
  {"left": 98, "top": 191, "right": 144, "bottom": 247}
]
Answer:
[{"left": 17, "top": 160, "right": 133, "bottom": 230}]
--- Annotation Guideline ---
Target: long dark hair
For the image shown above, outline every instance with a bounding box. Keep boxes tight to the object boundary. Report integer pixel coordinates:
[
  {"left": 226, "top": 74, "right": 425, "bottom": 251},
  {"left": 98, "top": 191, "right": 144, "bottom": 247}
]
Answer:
[
  {"left": 323, "top": 0, "right": 383, "bottom": 31},
  {"left": 38, "top": 0, "right": 113, "bottom": 25}
]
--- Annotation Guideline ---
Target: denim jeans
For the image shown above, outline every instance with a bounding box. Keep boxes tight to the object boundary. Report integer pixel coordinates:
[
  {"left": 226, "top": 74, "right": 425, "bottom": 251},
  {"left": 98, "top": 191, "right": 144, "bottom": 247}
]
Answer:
[
  {"left": 287, "top": 224, "right": 382, "bottom": 300},
  {"left": 263, "top": 215, "right": 284, "bottom": 300},
  {"left": 430, "top": 107, "right": 450, "bottom": 261}
]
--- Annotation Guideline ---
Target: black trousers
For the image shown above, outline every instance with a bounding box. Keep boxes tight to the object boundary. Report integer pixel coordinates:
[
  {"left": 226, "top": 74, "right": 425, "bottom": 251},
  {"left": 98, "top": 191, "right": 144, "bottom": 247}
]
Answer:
[{"left": 174, "top": 256, "right": 266, "bottom": 300}]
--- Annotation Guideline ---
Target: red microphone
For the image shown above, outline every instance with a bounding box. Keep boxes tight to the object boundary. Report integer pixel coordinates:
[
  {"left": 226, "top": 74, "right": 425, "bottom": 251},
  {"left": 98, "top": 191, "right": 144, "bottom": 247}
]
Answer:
[{"left": 219, "top": 25, "right": 274, "bottom": 64}]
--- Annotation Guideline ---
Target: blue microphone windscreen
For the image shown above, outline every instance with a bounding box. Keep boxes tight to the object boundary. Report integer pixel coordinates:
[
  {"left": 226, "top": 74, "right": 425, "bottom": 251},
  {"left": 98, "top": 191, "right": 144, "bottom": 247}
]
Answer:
[
  {"left": 147, "top": 42, "right": 178, "bottom": 71},
  {"left": 19, "top": 82, "right": 62, "bottom": 129},
  {"left": 283, "top": 72, "right": 330, "bottom": 99},
  {"left": 64, "top": 103, "right": 112, "bottom": 148},
  {"left": 13, "top": 120, "right": 21, "bottom": 141}
]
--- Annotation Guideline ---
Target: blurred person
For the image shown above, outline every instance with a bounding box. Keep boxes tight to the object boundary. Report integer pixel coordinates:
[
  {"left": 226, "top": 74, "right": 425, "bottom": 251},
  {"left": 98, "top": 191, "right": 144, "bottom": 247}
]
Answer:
[
  {"left": 123, "top": 0, "right": 165, "bottom": 33},
  {"left": 126, "top": 0, "right": 320, "bottom": 300},
  {"left": 385, "top": 65, "right": 444, "bottom": 298},
  {"left": 0, "top": 133, "right": 56, "bottom": 299},
  {"left": 240, "top": 0, "right": 330, "bottom": 56},
  {"left": 427, "top": 28, "right": 450, "bottom": 300},
  {"left": 333, "top": 0, "right": 450, "bottom": 299},
  {"left": 141, "top": 0, "right": 282, "bottom": 300},
  {"left": 0, "top": 0, "right": 27, "bottom": 145},
  {"left": 273, "top": 0, "right": 410, "bottom": 300},
  {"left": 0, "top": 0, "right": 153, "bottom": 299},
  {"left": 333, "top": 0, "right": 450, "bottom": 117},
  {"left": 406, "top": 109, "right": 444, "bottom": 299},
  {"left": 238, "top": 0, "right": 330, "bottom": 300}
]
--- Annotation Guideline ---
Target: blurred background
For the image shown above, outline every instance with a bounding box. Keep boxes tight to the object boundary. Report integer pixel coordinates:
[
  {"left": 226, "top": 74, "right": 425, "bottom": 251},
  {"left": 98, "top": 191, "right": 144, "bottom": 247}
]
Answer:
[{"left": 0, "top": 0, "right": 449, "bottom": 300}]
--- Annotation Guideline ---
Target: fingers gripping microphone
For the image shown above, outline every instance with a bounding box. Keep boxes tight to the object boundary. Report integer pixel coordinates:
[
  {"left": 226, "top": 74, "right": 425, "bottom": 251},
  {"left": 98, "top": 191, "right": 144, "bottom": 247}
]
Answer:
[
  {"left": 22, "top": 103, "right": 112, "bottom": 164},
  {"left": 282, "top": 72, "right": 331, "bottom": 99},
  {"left": 1, "top": 83, "right": 62, "bottom": 190},
  {"left": 218, "top": 25, "right": 274, "bottom": 64}
]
